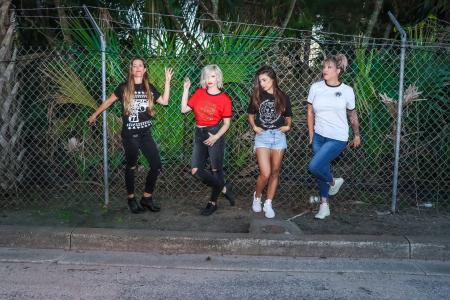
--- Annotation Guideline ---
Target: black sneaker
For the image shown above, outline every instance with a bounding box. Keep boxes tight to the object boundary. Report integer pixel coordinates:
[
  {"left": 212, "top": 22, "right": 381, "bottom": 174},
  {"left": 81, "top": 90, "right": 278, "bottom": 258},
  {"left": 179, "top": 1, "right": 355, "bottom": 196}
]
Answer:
[
  {"left": 127, "top": 197, "right": 143, "bottom": 214},
  {"left": 201, "top": 202, "right": 217, "bottom": 216},
  {"left": 140, "top": 196, "right": 161, "bottom": 212},
  {"left": 223, "top": 182, "right": 235, "bottom": 206}
]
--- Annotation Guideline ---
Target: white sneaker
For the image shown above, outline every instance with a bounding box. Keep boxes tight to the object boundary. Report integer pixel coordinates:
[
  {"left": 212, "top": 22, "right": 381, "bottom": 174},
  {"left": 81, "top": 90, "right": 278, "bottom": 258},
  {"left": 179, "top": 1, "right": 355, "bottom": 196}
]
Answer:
[
  {"left": 252, "top": 192, "right": 262, "bottom": 213},
  {"left": 263, "top": 200, "right": 275, "bottom": 218},
  {"left": 329, "top": 178, "right": 344, "bottom": 196},
  {"left": 315, "top": 203, "right": 330, "bottom": 219}
]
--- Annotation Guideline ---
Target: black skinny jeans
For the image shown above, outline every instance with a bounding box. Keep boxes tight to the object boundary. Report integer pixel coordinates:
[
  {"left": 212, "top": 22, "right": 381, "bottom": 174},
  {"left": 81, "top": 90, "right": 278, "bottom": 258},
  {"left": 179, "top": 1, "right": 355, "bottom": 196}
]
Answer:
[
  {"left": 191, "top": 124, "right": 225, "bottom": 202},
  {"left": 122, "top": 131, "right": 162, "bottom": 195}
]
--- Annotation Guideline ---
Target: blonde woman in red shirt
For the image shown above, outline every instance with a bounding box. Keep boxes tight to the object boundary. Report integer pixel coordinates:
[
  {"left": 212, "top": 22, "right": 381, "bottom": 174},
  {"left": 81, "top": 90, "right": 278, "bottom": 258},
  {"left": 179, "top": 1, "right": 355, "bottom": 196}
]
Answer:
[{"left": 181, "top": 65, "right": 235, "bottom": 216}]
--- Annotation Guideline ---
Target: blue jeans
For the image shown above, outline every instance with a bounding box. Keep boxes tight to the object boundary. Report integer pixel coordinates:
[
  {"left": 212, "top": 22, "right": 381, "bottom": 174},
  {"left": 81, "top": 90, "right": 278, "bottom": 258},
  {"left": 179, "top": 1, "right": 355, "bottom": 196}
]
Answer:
[{"left": 308, "top": 133, "right": 347, "bottom": 198}]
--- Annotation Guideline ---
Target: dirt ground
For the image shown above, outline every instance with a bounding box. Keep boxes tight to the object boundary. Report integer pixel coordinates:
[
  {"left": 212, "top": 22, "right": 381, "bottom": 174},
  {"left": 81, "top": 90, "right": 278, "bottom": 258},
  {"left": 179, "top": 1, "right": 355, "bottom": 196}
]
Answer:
[{"left": 1, "top": 193, "right": 449, "bottom": 237}]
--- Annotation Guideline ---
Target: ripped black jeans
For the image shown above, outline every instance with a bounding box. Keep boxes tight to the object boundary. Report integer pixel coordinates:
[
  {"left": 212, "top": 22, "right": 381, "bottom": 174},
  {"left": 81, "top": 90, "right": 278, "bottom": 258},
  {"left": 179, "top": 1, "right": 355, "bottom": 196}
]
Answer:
[
  {"left": 191, "top": 124, "right": 225, "bottom": 202},
  {"left": 122, "top": 131, "right": 161, "bottom": 195}
]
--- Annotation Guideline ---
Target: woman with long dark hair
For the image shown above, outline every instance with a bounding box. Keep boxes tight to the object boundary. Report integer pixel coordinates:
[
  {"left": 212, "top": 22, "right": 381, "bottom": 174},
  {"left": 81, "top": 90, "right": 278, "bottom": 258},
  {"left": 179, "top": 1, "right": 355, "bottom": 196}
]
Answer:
[
  {"left": 88, "top": 58, "right": 173, "bottom": 213},
  {"left": 248, "top": 66, "right": 292, "bottom": 218}
]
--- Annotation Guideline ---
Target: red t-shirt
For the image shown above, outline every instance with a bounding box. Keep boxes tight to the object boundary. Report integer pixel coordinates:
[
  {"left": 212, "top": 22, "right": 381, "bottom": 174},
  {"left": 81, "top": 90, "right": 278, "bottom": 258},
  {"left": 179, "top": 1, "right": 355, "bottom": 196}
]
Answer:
[{"left": 187, "top": 88, "right": 233, "bottom": 126}]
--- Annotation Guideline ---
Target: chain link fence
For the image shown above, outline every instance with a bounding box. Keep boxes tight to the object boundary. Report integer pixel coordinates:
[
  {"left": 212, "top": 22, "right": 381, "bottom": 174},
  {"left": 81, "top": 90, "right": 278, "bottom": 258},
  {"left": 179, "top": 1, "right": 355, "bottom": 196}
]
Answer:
[{"left": 1, "top": 14, "right": 449, "bottom": 218}]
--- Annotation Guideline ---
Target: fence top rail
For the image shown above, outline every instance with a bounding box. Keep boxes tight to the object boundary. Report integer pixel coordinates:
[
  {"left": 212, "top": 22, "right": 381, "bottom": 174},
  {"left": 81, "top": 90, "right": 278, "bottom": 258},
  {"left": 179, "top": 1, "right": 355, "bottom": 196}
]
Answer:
[{"left": 12, "top": 6, "right": 450, "bottom": 49}]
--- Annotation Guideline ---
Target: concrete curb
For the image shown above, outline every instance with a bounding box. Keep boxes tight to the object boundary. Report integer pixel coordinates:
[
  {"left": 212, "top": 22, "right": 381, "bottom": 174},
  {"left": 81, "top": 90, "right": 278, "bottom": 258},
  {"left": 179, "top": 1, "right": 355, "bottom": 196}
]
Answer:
[
  {"left": 407, "top": 236, "right": 450, "bottom": 261},
  {"left": 0, "top": 226, "right": 71, "bottom": 250},
  {"left": 1, "top": 225, "right": 449, "bottom": 260}
]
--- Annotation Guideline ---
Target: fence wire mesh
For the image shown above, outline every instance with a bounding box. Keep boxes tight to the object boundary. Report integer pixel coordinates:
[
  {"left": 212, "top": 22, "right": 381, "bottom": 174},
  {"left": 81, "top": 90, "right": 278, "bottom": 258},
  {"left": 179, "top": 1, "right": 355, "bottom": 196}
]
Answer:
[{"left": 1, "top": 23, "right": 449, "bottom": 218}]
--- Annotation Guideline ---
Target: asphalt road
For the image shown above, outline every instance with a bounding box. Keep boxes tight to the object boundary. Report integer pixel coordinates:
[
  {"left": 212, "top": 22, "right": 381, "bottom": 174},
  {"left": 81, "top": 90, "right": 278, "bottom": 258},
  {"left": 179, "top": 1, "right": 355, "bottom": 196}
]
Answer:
[{"left": 1, "top": 248, "right": 449, "bottom": 299}]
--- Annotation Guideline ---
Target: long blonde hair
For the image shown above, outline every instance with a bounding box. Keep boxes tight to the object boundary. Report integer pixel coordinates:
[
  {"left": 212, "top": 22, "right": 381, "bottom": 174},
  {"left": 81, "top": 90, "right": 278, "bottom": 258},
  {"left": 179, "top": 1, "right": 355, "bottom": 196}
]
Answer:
[{"left": 123, "top": 58, "right": 155, "bottom": 116}]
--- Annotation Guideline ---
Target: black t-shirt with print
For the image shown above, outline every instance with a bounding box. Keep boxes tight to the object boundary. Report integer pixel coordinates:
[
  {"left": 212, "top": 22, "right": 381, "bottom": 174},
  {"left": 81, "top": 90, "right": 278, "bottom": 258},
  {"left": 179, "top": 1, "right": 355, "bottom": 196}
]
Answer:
[
  {"left": 114, "top": 82, "right": 161, "bottom": 134},
  {"left": 247, "top": 91, "right": 292, "bottom": 130}
]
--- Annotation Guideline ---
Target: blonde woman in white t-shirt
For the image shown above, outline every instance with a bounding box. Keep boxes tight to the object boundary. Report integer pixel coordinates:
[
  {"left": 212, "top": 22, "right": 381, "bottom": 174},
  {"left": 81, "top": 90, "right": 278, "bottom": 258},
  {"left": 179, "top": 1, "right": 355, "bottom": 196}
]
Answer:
[{"left": 306, "top": 54, "right": 361, "bottom": 219}]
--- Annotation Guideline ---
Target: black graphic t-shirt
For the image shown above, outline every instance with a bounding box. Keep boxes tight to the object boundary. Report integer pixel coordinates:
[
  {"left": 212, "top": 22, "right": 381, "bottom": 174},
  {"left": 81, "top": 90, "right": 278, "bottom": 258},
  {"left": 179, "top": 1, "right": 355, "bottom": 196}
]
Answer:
[
  {"left": 247, "top": 91, "right": 292, "bottom": 130},
  {"left": 114, "top": 82, "right": 161, "bottom": 134}
]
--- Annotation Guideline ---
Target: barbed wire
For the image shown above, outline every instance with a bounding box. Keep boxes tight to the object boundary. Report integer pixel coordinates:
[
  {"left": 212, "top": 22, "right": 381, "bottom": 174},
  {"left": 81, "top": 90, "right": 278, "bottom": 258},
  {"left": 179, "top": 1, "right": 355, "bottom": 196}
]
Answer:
[
  {"left": 13, "top": 27, "right": 449, "bottom": 50},
  {"left": 13, "top": 5, "right": 449, "bottom": 46},
  {"left": 15, "top": 15, "right": 87, "bottom": 20},
  {"left": 16, "top": 26, "right": 96, "bottom": 31},
  {"left": 2, "top": 43, "right": 448, "bottom": 65}
]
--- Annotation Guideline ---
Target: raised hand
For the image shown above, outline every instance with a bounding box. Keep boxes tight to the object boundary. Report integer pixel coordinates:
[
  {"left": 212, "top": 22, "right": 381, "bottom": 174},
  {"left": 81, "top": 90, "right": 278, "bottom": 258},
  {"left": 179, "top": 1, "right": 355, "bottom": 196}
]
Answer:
[
  {"left": 183, "top": 77, "right": 191, "bottom": 90},
  {"left": 165, "top": 67, "right": 174, "bottom": 82}
]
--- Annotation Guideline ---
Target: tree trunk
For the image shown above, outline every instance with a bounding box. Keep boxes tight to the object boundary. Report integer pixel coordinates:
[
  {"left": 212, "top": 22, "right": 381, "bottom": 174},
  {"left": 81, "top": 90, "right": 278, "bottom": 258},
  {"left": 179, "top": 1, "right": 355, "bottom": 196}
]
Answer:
[
  {"left": 210, "top": 0, "right": 219, "bottom": 19},
  {"left": 198, "top": 0, "right": 222, "bottom": 31},
  {"left": 162, "top": 0, "right": 203, "bottom": 50},
  {"left": 281, "top": 0, "right": 297, "bottom": 31},
  {"left": 364, "top": 0, "right": 384, "bottom": 40},
  {"left": 0, "top": 0, "right": 26, "bottom": 195},
  {"left": 54, "top": 0, "right": 72, "bottom": 44}
]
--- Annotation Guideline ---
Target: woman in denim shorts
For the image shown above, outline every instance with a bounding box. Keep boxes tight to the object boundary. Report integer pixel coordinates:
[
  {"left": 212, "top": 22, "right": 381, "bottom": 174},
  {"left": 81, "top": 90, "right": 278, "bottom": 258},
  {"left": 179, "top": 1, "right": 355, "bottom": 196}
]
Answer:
[
  {"left": 247, "top": 66, "right": 292, "bottom": 218},
  {"left": 181, "top": 65, "right": 235, "bottom": 216}
]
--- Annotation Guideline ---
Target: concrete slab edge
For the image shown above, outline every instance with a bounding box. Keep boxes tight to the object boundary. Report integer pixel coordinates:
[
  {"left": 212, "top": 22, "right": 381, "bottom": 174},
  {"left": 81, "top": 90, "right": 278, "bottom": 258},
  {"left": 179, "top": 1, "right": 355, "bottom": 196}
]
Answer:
[
  {"left": 0, "top": 225, "right": 448, "bottom": 260},
  {"left": 405, "top": 235, "right": 450, "bottom": 261},
  {"left": 0, "top": 225, "right": 71, "bottom": 250}
]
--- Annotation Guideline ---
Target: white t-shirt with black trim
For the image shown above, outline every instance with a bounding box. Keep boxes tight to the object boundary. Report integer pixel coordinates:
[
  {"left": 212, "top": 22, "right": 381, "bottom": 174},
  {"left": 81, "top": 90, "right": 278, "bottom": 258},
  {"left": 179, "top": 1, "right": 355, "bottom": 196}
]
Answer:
[{"left": 307, "top": 80, "right": 355, "bottom": 141}]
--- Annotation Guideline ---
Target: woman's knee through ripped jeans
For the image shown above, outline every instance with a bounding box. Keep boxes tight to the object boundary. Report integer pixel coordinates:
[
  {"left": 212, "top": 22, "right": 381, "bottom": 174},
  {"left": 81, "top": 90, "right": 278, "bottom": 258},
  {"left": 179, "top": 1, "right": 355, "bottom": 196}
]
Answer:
[
  {"left": 122, "top": 132, "right": 162, "bottom": 195},
  {"left": 191, "top": 125, "right": 225, "bottom": 202}
]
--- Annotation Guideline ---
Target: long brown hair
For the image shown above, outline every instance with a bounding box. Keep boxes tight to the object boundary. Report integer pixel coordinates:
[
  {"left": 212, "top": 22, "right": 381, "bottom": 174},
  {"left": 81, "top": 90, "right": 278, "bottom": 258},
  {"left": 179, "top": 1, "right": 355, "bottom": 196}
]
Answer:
[
  {"left": 123, "top": 58, "right": 155, "bottom": 116},
  {"left": 250, "top": 66, "right": 285, "bottom": 114}
]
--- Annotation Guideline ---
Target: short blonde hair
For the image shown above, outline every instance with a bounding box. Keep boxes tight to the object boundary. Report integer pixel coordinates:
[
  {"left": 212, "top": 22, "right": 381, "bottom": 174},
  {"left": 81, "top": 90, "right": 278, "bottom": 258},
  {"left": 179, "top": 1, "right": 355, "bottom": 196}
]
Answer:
[
  {"left": 323, "top": 53, "right": 348, "bottom": 76},
  {"left": 200, "top": 64, "right": 224, "bottom": 89}
]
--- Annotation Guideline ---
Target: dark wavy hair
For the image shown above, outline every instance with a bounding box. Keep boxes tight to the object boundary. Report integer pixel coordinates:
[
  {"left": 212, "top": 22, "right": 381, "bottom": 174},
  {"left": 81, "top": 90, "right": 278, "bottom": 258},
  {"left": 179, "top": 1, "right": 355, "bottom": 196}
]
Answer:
[{"left": 250, "top": 66, "right": 285, "bottom": 114}]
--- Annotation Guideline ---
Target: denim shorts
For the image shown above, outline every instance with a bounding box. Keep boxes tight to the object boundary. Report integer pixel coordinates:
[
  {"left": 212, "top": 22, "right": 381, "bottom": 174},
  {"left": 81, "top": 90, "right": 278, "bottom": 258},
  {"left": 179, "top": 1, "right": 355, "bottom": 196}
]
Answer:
[{"left": 254, "top": 129, "right": 287, "bottom": 150}]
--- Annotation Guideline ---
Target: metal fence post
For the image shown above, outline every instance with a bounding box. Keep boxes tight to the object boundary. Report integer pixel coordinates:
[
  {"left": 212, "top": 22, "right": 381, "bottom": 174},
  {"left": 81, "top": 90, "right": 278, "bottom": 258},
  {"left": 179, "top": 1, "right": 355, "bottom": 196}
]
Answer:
[
  {"left": 83, "top": 5, "right": 110, "bottom": 207},
  {"left": 388, "top": 11, "right": 407, "bottom": 214}
]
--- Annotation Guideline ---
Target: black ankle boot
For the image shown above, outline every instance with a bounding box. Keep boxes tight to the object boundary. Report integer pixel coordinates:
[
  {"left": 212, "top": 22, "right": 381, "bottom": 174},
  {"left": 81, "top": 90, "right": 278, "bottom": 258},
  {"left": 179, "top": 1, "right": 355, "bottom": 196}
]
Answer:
[
  {"left": 127, "top": 197, "right": 143, "bottom": 214},
  {"left": 140, "top": 196, "right": 161, "bottom": 212},
  {"left": 201, "top": 202, "right": 217, "bottom": 216}
]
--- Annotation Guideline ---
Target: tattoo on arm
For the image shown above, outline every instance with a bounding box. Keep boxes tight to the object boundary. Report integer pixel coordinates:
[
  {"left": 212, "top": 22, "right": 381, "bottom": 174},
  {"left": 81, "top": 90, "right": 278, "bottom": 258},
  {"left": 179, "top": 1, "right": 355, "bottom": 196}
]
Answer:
[{"left": 347, "top": 110, "right": 360, "bottom": 136}]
